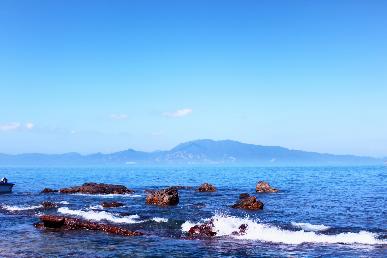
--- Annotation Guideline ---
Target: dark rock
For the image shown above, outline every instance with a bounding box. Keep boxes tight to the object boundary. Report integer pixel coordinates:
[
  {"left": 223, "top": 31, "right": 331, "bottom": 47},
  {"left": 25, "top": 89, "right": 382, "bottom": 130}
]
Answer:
[
  {"left": 197, "top": 183, "right": 217, "bottom": 192},
  {"left": 41, "top": 188, "right": 58, "bottom": 194},
  {"left": 232, "top": 224, "right": 248, "bottom": 235},
  {"left": 146, "top": 187, "right": 179, "bottom": 206},
  {"left": 59, "top": 182, "right": 134, "bottom": 195},
  {"left": 101, "top": 201, "right": 124, "bottom": 208},
  {"left": 256, "top": 181, "right": 278, "bottom": 193},
  {"left": 41, "top": 201, "right": 58, "bottom": 209},
  {"left": 187, "top": 221, "right": 216, "bottom": 238},
  {"left": 35, "top": 215, "right": 143, "bottom": 237},
  {"left": 232, "top": 196, "right": 264, "bottom": 210},
  {"left": 239, "top": 193, "right": 250, "bottom": 199}
]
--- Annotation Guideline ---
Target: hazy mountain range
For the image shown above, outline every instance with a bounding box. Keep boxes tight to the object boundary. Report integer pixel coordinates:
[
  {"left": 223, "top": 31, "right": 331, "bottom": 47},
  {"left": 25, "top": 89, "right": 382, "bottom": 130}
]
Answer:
[{"left": 0, "top": 139, "right": 384, "bottom": 166}]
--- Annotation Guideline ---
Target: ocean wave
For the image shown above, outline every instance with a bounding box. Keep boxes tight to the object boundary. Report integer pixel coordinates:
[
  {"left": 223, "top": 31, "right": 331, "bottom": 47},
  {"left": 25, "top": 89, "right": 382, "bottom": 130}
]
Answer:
[
  {"left": 291, "top": 222, "right": 330, "bottom": 231},
  {"left": 57, "top": 207, "right": 142, "bottom": 224},
  {"left": 182, "top": 214, "right": 385, "bottom": 245},
  {"left": 59, "top": 201, "right": 70, "bottom": 205},
  {"left": 1, "top": 204, "right": 42, "bottom": 212}
]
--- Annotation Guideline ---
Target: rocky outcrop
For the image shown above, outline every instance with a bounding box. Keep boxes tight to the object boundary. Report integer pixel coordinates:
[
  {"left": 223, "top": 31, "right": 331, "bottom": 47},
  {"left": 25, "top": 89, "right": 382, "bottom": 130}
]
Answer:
[
  {"left": 41, "top": 188, "right": 58, "bottom": 194},
  {"left": 232, "top": 224, "right": 248, "bottom": 236},
  {"left": 187, "top": 221, "right": 216, "bottom": 238},
  {"left": 41, "top": 201, "right": 58, "bottom": 209},
  {"left": 101, "top": 201, "right": 124, "bottom": 208},
  {"left": 256, "top": 181, "right": 278, "bottom": 193},
  {"left": 59, "top": 183, "right": 134, "bottom": 195},
  {"left": 232, "top": 196, "right": 264, "bottom": 210},
  {"left": 146, "top": 187, "right": 179, "bottom": 206},
  {"left": 197, "top": 183, "right": 217, "bottom": 192},
  {"left": 35, "top": 215, "right": 143, "bottom": 237}
]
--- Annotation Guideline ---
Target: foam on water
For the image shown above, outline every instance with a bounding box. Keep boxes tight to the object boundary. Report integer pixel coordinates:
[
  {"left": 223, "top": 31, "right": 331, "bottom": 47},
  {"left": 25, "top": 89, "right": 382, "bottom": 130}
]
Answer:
[
  {"left": 182, "top": 214, "right": 386, "bottom": 245},
  {"left": 291, "top": 222, "right": 331, "bottom": 231},
  {"left": 1, "top": 204, "right": 42, "bottom": 211},
  {"left": 57, "top": 207, "right": 142, "bottom": 224},
  {"left": 152, "top": 217, "right": 168, "bottom": 223},
  {"left": 59, "top": 201, "right": 70, "bottom": 205}
]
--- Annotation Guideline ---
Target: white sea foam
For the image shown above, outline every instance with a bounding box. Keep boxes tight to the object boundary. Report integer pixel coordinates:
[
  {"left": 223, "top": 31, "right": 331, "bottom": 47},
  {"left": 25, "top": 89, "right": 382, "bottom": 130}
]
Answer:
[
  {"left": 1, "top": 204, "right": 42, "bottom": 211},
  {"left": 72, "top": 193, "right": 141, "bottom": 198},
  {"left": 181, "top": 214, "right": 385, "bottom": 245},
  {"left": 152, "top": 217, "right": 168, "bottom": 223},
  {"left": 291, "top": 222, "right": 330, "bottom": 231},
  {"left": 59, "top": 201, "right": 70, "bottom": 205},
  {"left": 57, "top": 207, "right": 142, "bottom": 224}
]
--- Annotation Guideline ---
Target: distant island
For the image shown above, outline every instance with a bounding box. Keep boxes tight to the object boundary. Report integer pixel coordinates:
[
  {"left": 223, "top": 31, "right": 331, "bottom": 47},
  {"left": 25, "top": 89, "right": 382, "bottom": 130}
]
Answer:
[{"left": 0, "top": 139, "right": 384, "bottom": 166}]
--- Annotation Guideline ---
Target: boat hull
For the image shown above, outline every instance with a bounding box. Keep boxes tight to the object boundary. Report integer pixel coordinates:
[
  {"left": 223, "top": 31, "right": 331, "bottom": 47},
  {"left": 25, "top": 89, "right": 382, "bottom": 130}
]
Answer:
[{"left": 0, "top": 183, "right": 14, "bottom": 193}]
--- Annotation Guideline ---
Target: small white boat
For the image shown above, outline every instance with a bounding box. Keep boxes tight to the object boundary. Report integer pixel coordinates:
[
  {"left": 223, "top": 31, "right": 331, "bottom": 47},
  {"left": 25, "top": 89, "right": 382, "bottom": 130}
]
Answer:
[{"left": 0, "top": 182, "right": 14, "bottom": 193}]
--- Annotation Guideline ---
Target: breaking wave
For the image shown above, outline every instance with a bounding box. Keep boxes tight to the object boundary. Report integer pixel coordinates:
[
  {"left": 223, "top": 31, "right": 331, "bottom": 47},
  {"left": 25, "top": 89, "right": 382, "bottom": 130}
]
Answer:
[
  {"left": 291, "top": 222, "right": 330, "bottom": 231},
  {"left": 182, "top": 214, "right": 385, "bottom": 245},
  {"left": 57, "top": 207, "right": 142, "bottom": 224},
  {"left": 1, "top": 204, "right": 42, "bottom": 212},
  {"left": 152, "top": 217, "right": 168, "bottom": 223}
]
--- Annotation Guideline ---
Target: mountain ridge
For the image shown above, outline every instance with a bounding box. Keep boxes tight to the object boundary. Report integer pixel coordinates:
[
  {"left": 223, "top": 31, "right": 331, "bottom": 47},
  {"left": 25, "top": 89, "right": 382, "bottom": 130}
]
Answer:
[{"left": 0, "top": 139, "right": 383, "bottom": 166}]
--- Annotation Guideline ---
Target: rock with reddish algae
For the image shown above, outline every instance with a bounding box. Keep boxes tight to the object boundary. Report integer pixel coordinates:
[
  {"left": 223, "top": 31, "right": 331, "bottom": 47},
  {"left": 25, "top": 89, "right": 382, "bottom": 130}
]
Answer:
[
  {"left": 41, "top": 188, "right": 58, "bottom": 194},
  {"left": 255, "top": 181, "right": 278, "bottom": 193},
  {"left": 101, "top": 201, "right": 124, "bottom": 208},
  {"left": 232, "top": 196, "right": 264, "bottom": 210},
  {"left": 239, "top": 193, "right": 250, "bottom": 199},
  {"left": 188, "top": 221, "right": 216, "bottom": 238},
  {"left": 59, "top": 182, "right": 134, "bottom": 195},
  {"left": 145, "top": 187, "right": 179, "bottom": 206},
  {"left": 35, "top": 215, "right": 143, "bottom": 237},
  {"left": 197, "top": 183, "right": 217, "bottom": 192}
]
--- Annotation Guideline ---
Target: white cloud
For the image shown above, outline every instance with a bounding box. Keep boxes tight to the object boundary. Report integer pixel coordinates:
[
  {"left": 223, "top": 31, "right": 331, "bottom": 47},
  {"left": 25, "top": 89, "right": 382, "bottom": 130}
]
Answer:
[
  {"left": 163, "top": 108, "right": 192, "bottom": 118},
  {"left": 110, "top": 114, "right": 128, "bottom": 120},
  {"left": 0, "top": 122, "right": 21, "bottom": 131},
  {"left": 26, "top": 122, "right": 34, "bottom": 129}
]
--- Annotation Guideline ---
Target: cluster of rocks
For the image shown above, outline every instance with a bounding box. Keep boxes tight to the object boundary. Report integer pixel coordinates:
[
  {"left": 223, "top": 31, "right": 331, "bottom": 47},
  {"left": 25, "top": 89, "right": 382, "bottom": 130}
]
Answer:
[
  {"left": 35, "top": 180, "right": 278, "bottom": 238},
  {"left": 35, "top": 215, "right": 143, "bottom": 237}
]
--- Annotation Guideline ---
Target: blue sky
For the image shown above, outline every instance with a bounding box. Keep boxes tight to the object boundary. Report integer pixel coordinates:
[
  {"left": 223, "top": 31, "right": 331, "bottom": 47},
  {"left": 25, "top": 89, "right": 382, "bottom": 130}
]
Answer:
[{"left": 0, "top": 0, "right": 386, "bottom": 156}]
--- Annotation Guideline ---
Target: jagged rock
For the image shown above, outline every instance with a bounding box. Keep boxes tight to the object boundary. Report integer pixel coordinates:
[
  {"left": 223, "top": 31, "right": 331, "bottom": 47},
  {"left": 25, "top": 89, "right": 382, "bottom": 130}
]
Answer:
[
  {"left": 35, "top": 215, "right": 143, "bottom": 237},
  {"left": 41, "top": 188, "right": 58, "bottom": 194},
  {"left": 59, "top": 183, "right": 134, "bottom": 195},
  {"left": 145, "top": 187, "right": 179, "bottom": 206},
  {"left": 187, "top": 221, "right": 216, "bottom": 238},
  {"left": 197, "top": 183, "right": 217, "bottom": 192},
  {"left": 232, "top": 196, "right": 264, "bottom": 210},
  {"left": 41, "top": 201, "right": 58, "bottom": 209},
  {"left": 256, "top": 181, "right": 278, "bottom": 193},
  {"left": 239, "top": 193, "right": 250, "bottom": 199},
  {"left": 232, "top": 224, "right": 248, "bottom": 235},
  {"left": 101, "top": 201, "right": 124, "bottom": 208}
]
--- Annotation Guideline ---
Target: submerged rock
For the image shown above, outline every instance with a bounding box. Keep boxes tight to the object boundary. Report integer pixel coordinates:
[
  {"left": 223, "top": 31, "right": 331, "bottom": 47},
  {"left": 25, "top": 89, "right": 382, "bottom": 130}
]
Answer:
[
  {"left": 232, "top": 224, "right": 248, "bottom": 236},
  {"left": 41, "top": 201, "right": 58, "bottom": 209},
  {"left": 232, "top": 196, "right": 264, "bottom": 210},
  {"left": 145, "top": 187, "right": 179, "bottom": 206},
  {"left": 187, "top": 221, "right": 216, "bottom": 238},
  {"left": 59, "top": 183, "right": 134, "bottom": 195},
  {"left": 101, "top": 201, "right": 124, "bottom": 208},
  {"left": 35, "top": 215, "right": 143, "bottom": 237},
  {"left": 41, "top": 188, "right": 58, "bottom": 194},
  {"left": 256, "top": 181, "right": 278, "bottom": 193},
  {"left": 197, "top": 183, "right": 217, "bottom": 192}
]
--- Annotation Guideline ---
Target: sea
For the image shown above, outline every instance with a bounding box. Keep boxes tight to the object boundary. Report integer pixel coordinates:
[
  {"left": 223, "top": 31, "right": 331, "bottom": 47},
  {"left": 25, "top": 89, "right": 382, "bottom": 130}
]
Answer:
[{"left": 0, "top": 166, "right": 386, "bottom": 257}]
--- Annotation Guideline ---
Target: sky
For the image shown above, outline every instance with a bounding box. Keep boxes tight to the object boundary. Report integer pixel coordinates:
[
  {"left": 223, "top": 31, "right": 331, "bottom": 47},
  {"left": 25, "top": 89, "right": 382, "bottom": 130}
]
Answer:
[{"left": 0, "top": 0, "right": 386, "bottom": 157}]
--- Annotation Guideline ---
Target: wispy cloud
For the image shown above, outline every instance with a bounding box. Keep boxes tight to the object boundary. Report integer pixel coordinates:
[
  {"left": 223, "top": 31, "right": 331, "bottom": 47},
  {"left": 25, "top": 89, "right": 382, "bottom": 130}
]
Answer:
[
  {"left": 110, "top": 114, "right": 128, "bottom": 120},
  {"left": 163, "top": 108, "right": 192, "bottom": 118},
  {"left": 0, "top": 122, "right": 35, "bottom": 131},
  {"left": 0, "top": 122, "right": 21, "bottom": 131}
]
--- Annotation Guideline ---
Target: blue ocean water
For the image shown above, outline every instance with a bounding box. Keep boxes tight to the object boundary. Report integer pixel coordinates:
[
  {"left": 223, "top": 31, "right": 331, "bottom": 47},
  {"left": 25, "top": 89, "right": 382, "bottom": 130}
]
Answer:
[{"left": 0, "top": 166, "right": 386, "bottom": 257}]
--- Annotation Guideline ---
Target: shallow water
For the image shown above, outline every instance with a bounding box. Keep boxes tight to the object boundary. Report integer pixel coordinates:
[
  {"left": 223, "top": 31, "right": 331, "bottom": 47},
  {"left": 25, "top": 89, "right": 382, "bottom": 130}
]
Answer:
[{"left": 0, "top": 166, "right": 386, "bottom": 257}]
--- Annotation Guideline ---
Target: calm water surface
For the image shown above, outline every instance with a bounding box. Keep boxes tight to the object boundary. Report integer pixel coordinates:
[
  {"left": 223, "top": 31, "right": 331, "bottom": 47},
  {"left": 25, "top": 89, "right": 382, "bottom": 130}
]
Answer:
[{"left": 0, "top": 166, "right": 386, "bottom": 257}]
